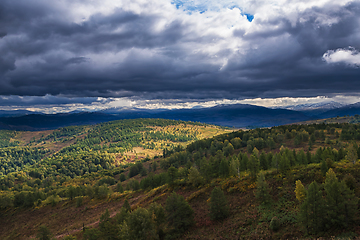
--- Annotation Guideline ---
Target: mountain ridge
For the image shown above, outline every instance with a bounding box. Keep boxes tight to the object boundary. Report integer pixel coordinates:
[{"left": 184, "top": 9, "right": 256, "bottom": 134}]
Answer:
[{"left": 0, "top": 104, "right": 314, "bottom": 130}]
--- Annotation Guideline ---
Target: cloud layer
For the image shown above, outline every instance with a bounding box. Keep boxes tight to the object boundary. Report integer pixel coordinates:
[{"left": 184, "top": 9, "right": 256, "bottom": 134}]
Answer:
[{"left": 0, "top": 0, "right": 359, "bottom": 104}]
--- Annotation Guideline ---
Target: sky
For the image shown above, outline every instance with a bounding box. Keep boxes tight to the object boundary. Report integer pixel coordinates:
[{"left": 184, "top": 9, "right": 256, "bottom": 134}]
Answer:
[{"left": 0, "top": 0, "right": 360, "bottom": 113}]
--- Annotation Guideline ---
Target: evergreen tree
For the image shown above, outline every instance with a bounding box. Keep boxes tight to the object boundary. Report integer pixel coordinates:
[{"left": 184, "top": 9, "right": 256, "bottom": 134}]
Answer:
[
  {"left": 167, "top": 166, "right": 178, "bottom": 186},
  {"left": 83, "top": 228, "right": 101, "bottom": 240},
  {"left": 248, "top": 154, "right": 259, "bottom": 178},
  {"left": 148, "top": 203, "right": 166, "bottom": 229},
  {"left": 272, "top": 153, "right": 280, "bottom": 172},
  {"left": 116, "top": 183, "right": 124, "bottom": 193},
  {"left": 299, "top": 181, "right": 325, "bottom": 234},
  {"left": 119, "top": 173, "right": 126, "bottom": 182},
  {"left": 148, "top": 203, "right": 166, "bottom": 239},
  {"left": 324, "top": 169, "right": 358, "bottom": 228},
  {"left": 320, "top": 160, "right": 328, "bottom": 176},
  {"left": 298, "top": 150, "right": 307, "bottom": 165},
  {"left": 99, "top": 209, "right": 120, "bottom": 240},
  {"left": 239, "top": 153, "right": 248, "bottom": 172},
  {"left": 255, "top": 172, "right": 271, "bottom": 205},
  {"left": 188, "top": 166, "right": 203, "bottom": 187},
  {"left": 279, "top": 153, "right": 290, "bottom": 174},
  {"left": 123, "top": 199, "right": 131, "bottom": 213},
  {"left": 67, "top": 185, "right": 77, "bottom": 200},
  {"left": 347, "top": 144, "right": 358, "bottom": 164},
  {"left": 199, "top": 157, "right": 211, "bottom": 182},
  {"left": 306, "top": 151, "right": 312, "bottom": 164},
  {"left": 259, "top": 151, "right": 268, "bottom": 170},
  {"left": 219, "top": 158, "right": 229, "bottom": 177},
  {"left": 223, "top": 142, "right": 234, "bottom": 157},
  {"left": 209, "top": 187, "right": 229, "bottom": 220},
  {"left": 229, "top": 156, "right": 240, "bottom": 177},
  {"left": 36, "top": 225, "right": 52, "bottom": 240},
  {"left": 165, "top": 192, "right": 194, "bottom": 235},
  {"left": 127, "top": 208, "right": 157, "bottom": 240}
]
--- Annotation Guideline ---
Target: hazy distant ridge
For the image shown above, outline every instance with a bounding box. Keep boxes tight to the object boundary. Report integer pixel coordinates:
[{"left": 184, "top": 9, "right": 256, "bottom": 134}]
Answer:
[{"left": 0, "top": 104, "right": 313, "bottom": 130}]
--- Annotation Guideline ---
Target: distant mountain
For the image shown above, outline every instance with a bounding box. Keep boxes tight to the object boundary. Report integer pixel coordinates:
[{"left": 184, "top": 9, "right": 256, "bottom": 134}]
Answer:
[
  {"left": 152, "top": 104, "right": 313, "bottom": 128},
  {"left": 0, "top": 104, "right": 314, "bottom": 130},
  {"left": 277, "top": 101, "right": 345, "bottom": 116},
  {"left": 0, "top": 112, "right": 120, "bottom": 131},
  {"left": 319, "top": 102, "right": 360, "bottom": 119},
  {"left": 281, "top": 101, "right": 344, "bottom": 111},
  {"left": 0, "top": 110, "right": 41, "bottom": 117}
]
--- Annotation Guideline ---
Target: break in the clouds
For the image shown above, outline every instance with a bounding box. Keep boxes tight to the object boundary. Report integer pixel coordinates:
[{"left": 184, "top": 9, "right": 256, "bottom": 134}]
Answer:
[
  {"left": 323, "top": 47, "right": 360, "bottom": 67},
  {"left": 0, "top": 0, "right": 360, "bottom": 107},
  {"left": 1, "top": 95, "right": 359, "bottom": 114}
]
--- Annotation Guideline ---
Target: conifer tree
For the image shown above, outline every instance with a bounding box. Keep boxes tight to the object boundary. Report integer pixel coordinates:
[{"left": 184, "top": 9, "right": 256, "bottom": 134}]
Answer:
[
  {"left": 123, "top": 199, "right": 131, "bottom": 213},
  {"left": 299, "top": 181, "right": 325, "bottom": 234},
  {"left": 188, "top": 166, "right": 203, "bottom": 187},
  {"left": 116, "top": 183, "right": 124, "bottom": 193},
  {"left": 36, "top": 225, "right": 52, "bottom": 240},
  {"left": 239, "top": 153, "right": 248, "bottom": 172},
  {"left": 209, "top": 187, "right": 229, "bottom": 220},
  {"left": 259, "top": 151, "right": 268, "bottom": 170},
  {"left": 167, "top": 166, "right": 178, "bottom": 186},
  {"left": 248, "top": 154, "right": 260, "bottom": 179},
  {"left": 298, "top": 150, "right": 307, "bottom": 165},
  {"left": 219, "top": 158, "right": 229, "bottom": 177},
  {"left": 127, "top": 208, "right": 157, "bottom": 240},
  {"left": 256, "top": 172, "right": 271, "bottom": 205},
  {"left": 320, "top": 160, "right": 328, "bottom": 176},
  {"left": 347, "top": 143, "right": 358, "bottom": 164},
  {"left": 229, "top": 156, "right": 240, "bottom": 177},
  {"left": 199, "top": 157, "right": 211, "bottom": 182},
  {"left": 324, "top": 168, "right": 358, "bottom": 228},
  {"left": 99, "top": 209, "right": 120, "bottom": 240},
  {"left": 165, "top": 192, "right": 194, "bottom": 235},
  {"left": 272, "top": 153, "right": 280, "bottom": 172},
  {"left": 279, "top": 153, "right": 290, "bottom": 174}
]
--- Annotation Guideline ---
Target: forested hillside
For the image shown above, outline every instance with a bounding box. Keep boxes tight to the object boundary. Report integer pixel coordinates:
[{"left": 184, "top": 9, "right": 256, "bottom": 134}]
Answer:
[{"left": 1, "top": 119, "right": 360, "bottom": 239}]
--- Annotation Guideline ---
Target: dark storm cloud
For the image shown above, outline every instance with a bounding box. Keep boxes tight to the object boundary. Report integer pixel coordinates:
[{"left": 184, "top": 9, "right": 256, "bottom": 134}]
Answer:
[
  {"left": 0, "top": 95, "right": 99, "bottom": 107},
  {"left": 0, "top": 0, "right": 359, "bottom": 102}
]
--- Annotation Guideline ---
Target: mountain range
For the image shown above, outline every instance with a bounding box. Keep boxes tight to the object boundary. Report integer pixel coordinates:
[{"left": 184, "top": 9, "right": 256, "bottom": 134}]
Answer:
[{"left": 1, "top": 101, "right": 360, "bottom": 130}]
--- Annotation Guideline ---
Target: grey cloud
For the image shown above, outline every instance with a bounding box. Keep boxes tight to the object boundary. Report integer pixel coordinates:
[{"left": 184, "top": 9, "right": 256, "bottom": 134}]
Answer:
[
  {"left": 0, "top": 95, "right": 98, "bottom": 106},
  {"left": 0, "top": 0, "right": 359, "bottom": 102}
]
